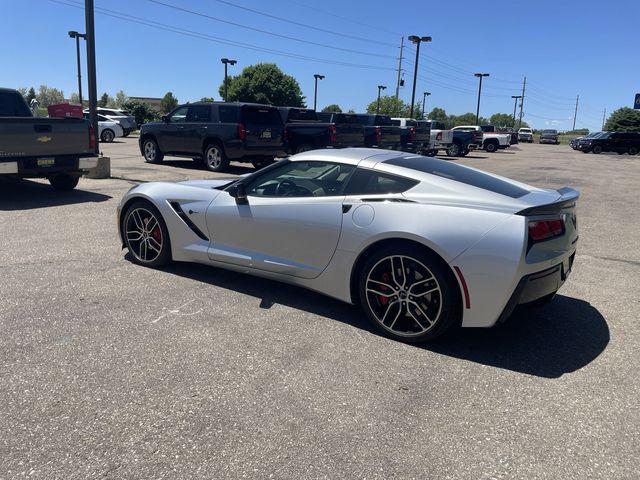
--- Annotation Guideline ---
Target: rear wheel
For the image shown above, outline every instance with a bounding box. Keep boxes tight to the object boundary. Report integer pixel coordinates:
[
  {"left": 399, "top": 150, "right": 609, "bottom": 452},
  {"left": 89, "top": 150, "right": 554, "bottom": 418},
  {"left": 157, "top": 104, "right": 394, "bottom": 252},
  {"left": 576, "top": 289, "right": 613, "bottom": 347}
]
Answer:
[
  {"left": 592, "top": 145, "right": 603, "bottom": 154},
  {"left": 143, "top": 138, "right": 164, "bottom": 163},
  {"left": 629, "top": 146, "right": 639, "bottom": 155},
  {"left": 446, "top": 143, "right": 461, "bottom": 157},
  {"left": 484, "top": 141, "right": 498, "bottom": 153},
  {"left": 204, "top": 143, "right": 229, "bottom": 172},
  {"left": 101, "top": 129, "right": 115, "bottom": 143},
  {"left": 49, "top": 174, "right": 79, "bottom": 191},
  {"left": 358, "top": 245, "right": 460, "bottom": 343},
  {"left": 122, "top": 200, "right": 171, "bottom": 268}
]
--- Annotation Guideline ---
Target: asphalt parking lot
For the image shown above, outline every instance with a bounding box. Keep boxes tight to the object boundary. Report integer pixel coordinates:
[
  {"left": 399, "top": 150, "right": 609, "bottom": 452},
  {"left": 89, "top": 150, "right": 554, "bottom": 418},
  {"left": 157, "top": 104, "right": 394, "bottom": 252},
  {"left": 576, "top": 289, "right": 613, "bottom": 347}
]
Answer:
[{"left": 1, "top": 139, "right": 638, "bottom": 479}]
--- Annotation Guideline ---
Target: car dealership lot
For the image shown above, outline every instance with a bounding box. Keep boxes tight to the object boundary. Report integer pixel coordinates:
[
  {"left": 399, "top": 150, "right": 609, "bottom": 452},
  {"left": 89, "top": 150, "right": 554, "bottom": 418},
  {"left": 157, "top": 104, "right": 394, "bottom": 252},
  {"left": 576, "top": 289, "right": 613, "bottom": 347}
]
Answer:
[{"left": 1, "top": 140, "right": 638, "bottom": 479}]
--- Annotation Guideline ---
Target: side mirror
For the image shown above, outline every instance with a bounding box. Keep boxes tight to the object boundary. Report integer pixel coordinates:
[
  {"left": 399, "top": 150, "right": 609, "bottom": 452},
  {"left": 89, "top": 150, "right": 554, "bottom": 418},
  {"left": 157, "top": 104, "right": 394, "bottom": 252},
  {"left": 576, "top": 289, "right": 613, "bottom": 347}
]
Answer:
[
  {"left": 161, "top": 115, "right": 168, "bottom": 123},
  {"left": 229, "top": 183, "right": 248, "bottom": 205}
]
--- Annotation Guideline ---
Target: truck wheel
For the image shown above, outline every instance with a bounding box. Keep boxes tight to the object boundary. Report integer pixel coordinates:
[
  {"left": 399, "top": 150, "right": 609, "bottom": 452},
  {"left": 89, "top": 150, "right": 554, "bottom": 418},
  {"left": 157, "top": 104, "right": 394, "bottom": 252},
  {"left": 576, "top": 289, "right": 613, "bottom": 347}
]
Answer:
[
  {"left": 295, "top": 144, "right": 313, "bottom": 154},
  {"left": 424, "top": 149, "right": 437, "bottom": 157},
  {"left": 629, "top": 146, "right": 639, "bottom": 155},
  {"left": 484, "top": 141, "right": 498, "bottom": 153},
  {"left": 460, "top": 148, "right": 470, "bottom": 157},
  {"left": 204, "top": 144, "right": 229, "bottom": 172},
  {"left": 101, "top": 129, "right": 115, "bottom": 143},
  {"left": 446, "top": 143, "right": 461, "bottom": 157},
  {"left": 592, "top": 145, "right": 603, "bottom": 154},
  {"left": 143, "top": 138, "right": 164, "bottom": 163},
  {"left": 49, "top": 174, "right": 79, "bottom": 191}
]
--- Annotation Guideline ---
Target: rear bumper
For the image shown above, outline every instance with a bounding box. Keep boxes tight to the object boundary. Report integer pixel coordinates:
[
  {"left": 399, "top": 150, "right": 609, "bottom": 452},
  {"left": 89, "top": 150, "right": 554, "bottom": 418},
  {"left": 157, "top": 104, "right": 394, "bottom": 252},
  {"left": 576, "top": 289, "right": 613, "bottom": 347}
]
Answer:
[
  {"left": 497, "top": 252, "right": 575, "bottom": 323},
  {"left": 0, "top": 154, "right": 98, "bottom": 177}
]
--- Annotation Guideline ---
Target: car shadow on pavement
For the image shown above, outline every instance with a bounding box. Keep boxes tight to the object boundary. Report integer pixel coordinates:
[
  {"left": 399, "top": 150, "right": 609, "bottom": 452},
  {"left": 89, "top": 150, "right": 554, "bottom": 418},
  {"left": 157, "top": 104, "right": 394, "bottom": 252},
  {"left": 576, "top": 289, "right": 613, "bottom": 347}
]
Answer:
[
  {"left": 159, "top": 262, "right": 608, "bottom": 379},
  {"left": 0, "top": 178, "right": 111, "bottom": 211},
  {"left": 161, "top": 159, "right": 256, "bottom": 175}
]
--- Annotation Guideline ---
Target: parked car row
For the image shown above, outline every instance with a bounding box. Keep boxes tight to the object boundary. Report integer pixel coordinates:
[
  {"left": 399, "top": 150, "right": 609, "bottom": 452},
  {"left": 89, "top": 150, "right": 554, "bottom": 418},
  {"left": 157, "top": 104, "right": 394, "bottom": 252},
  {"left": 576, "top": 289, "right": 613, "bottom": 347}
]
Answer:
[{"left": 571, "top": 131, "right": 640, "bottom": 155}]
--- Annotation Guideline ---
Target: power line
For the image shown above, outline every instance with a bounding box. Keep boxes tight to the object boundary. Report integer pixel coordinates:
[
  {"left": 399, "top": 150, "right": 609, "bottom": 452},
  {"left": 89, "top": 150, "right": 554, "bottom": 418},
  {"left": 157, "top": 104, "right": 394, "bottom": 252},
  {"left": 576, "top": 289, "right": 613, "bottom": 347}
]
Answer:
[
  {"left": 50, "top": 0, "right": 396, "bottom": 71},
  {"left": 144, "top": 0, "right": 395, "bottom": 59}
]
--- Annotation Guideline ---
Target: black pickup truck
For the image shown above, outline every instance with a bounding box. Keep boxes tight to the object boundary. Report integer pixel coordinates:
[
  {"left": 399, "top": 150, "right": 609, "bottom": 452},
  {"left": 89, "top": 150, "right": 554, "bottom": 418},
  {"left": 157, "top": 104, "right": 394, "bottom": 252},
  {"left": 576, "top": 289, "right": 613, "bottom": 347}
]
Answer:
[
  {"left": 279, "top": 108, "right": 364, "bottom": 154},
  {"left": 139, "top": 102, "right": 286, "bottom": 172},
  {"left": 447, "top": 129, "right": 483, "bottom": 157},
  {"left": 355, "top": 114, "right": 401, "bottom": 149},
  {"left": 0, "top": 88, "right": 97, "bottom": 190},
  {"left": 390, "top": 118, "right": 431, "bottom": 153}
]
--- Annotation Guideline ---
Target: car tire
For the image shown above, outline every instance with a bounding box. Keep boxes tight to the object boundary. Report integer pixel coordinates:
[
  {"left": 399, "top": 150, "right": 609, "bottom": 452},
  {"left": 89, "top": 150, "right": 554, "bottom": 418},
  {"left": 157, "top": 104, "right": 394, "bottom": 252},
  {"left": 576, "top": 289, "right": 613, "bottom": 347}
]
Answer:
[
  {"left": 629, "top": 146, "right": 639, "bottom": 155},
  {"left": 460, "top": 148, "right": 469, "bottom": 157},
  {"left": 424, "top": 149, "right": 437, "bottom": 157},
  {"left": 122, "top": 131, "right": 130, "bottom": 138},
  {"left": 446, "top": 143, "right": 461, "bottom": 157},
  {"left": 142, "top": 137, "right": 164, "bottom": 163},
  {"left": 204, "top": 143, "right": 229, "bottom": 172},
  {"left": 122, "top": 200, "right": 171, "bottom": 268},
  {"left": 48, "top": 174, "right": 79, "bottom": 191},
  {"left": 358, "top": 245, "right": 460, "bottom": 343},
  {"left": 101, "top": 129, "right": 115, "bottom": 143},
  {"left": 592, "top": 145, "right": 603, "bottom": 154},
  {"left": 484, "top": 141, "right": 498, "bottom": 153},
  {"left": 295, "top": 144, "right": 313, "bottom": 154}
]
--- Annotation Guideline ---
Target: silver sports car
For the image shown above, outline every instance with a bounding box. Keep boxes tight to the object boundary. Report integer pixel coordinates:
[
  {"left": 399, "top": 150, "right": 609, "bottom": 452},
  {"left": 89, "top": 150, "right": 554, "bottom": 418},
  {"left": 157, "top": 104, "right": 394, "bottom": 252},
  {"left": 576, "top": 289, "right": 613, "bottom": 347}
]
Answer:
[{"left": 117, "top": 148, "right": 578, "bottom": 342}]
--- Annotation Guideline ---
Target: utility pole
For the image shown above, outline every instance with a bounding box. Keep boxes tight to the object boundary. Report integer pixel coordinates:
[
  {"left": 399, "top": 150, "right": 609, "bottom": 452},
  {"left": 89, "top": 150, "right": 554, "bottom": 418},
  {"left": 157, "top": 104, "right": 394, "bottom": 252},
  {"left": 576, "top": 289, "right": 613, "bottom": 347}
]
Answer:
[
  {"left": 395, "top": 36, "right": 404, "bottom": 100},
  {"left": 474, "top": 73, "right": 489, "bottom": 125},
  {"left": 376, "top": 85, "right": 387, "bottom": 114},
  {"left": 408, "top": 35, "right": 431, "bottom": 118},
  {"left": 518, "top": 76, "right": 526, "bottom": 129},
  {"left": 85, "top": 0, "right": 99, "bottom": 154},
  {"left": 602, "top": 108, "right": 607, "bottom": 131},
  {"left": 572, "top": 94, "right": 579, "bottom": 131},
  {"left": 511, "top": 95, "right": 522, "bottom": 127}
]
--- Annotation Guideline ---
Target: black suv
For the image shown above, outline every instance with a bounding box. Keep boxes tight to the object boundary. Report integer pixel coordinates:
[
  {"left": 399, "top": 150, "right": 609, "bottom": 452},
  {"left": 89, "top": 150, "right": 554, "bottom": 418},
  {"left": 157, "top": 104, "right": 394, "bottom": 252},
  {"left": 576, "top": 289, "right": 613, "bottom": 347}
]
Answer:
[
  {"left": 139, "top": 102, "right": 286, "bottom": 172},
  {"left": 577, "top": 131, "right": 640, "bottom": 155}
]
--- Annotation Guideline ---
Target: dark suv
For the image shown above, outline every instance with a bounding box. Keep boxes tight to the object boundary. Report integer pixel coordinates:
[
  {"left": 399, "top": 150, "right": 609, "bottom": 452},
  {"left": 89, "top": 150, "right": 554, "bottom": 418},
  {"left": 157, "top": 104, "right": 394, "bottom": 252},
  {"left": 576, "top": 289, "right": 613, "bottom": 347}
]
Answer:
[
  {"left": 139, "top": 102, "right": 286, "bottom": 172},
  {"left": 577, "top": 131, "right": 640, "bottom": 155}
]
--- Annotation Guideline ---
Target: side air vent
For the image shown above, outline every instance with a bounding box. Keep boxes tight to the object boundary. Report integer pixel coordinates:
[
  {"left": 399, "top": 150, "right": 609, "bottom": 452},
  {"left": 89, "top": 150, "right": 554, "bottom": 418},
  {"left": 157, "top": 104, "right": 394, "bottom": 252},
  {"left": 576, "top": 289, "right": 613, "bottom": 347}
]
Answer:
[{"left": 169, "top": 201, "right": 209, "bottom": 241}]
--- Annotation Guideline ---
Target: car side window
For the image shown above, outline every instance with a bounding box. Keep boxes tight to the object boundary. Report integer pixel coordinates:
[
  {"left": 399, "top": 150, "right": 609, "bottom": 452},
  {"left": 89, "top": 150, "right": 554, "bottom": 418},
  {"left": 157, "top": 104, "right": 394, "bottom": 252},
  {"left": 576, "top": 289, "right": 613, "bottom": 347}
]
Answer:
[
  {"left": 245, "top": 161, "right": 355, "bottom": 198},
  {"left": 344, "top": 168, "right": 418, "bottom": 195},
  {"left": 186, "top": 105, "right": 211, "bottom": 122},
  {"left": 168, "top": 107, "right": 188, "bottom": 123},
  {"left": 218, "top": 105, "right": 238, "bottom": 123}
]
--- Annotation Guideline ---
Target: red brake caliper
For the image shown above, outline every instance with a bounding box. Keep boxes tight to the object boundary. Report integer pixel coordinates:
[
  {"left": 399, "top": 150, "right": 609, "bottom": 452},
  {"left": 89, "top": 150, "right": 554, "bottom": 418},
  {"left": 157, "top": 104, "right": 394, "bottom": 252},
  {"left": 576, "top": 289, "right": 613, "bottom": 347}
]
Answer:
[
  {"left": 152, "top": 226, "right": 161, "bottom": 242},
  {"left": 380, "top": 272, "right": 391, "bottom": 305}
]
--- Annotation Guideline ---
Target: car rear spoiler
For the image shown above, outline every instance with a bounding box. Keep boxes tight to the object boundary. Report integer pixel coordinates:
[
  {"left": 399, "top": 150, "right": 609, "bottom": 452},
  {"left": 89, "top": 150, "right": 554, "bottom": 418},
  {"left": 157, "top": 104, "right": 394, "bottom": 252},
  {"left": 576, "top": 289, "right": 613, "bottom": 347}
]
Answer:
[{"left": 517, "top": 187, "right": 580, "bottom": 216}]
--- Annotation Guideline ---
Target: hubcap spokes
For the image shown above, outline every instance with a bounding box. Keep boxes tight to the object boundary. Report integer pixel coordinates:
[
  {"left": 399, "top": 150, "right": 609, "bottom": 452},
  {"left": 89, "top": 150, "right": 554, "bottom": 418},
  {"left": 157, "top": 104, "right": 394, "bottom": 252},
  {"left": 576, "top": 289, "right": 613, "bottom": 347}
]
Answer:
[
  {"left": 207, "top": 148, "right": 221, "bottom": 168},
  {"left": 125, "top": 208, "right": 163, "bottom": 262},
  {"left": 145, "top": 142, "right": 156, "bottom": 160},
  {"left": 365, "top": 255, "right": 442, "bottom": 336}
]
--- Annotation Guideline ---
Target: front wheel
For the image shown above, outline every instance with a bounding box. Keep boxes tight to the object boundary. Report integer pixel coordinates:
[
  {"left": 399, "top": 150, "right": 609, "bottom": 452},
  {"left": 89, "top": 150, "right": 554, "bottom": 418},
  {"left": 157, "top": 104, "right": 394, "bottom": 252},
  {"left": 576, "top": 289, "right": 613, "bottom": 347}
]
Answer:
[
  {"left": 629, "top": 146, "right": 639, "bottom": 155},
  {"left": 101, "top": 129, "right": 115, "bottom": 143},
  {"left": 204, "top": 144, "right": 229, "bottom": 172},
  {"left": 142, "top": 138, "right": 164, "bottom": 163},
  {"left": 358, "top": 246, "right": 460, "bottom": 343},
  {"left": 49, "top": 174, "right": 79, "bottom": 191},
  {"left": 592, "top": 145, "right": 603, "bottom": 154},
  {"left": 122, "top": 200, "right": 171, "bottom": 268}
]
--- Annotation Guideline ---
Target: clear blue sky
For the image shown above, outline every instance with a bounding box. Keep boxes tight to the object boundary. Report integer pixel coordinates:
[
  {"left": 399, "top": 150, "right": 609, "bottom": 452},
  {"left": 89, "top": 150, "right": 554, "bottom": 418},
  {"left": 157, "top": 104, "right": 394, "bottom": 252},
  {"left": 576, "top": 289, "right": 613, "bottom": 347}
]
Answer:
[{"left": 3, "top": 0, "right": 638, "bottom": 131}]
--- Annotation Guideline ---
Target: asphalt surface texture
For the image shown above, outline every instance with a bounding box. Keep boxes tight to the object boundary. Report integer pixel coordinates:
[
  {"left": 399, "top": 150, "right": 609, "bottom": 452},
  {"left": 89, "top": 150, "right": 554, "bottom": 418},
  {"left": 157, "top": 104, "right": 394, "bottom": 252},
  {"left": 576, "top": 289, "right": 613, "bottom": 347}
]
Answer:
[{"left": 1, "top": 139, "right": 638, "bottom": 479}]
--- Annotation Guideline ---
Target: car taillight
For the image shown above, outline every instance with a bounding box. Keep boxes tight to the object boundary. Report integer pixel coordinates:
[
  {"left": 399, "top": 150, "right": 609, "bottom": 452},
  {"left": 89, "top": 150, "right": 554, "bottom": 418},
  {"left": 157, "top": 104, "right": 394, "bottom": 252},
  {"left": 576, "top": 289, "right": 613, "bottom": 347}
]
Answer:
[
  {"left": 375, "top": 127, "right": 382, "bottom": 144},
  {"left": 409, "top": 126, "right": 416, "bottom": 141},
  {"left": 528, "top": 219, "right": 564, "bottom": 241},
  {"left": 328, "top": 124, "right": 337, "bottom": 143},
  {"left": 89, "top": 124, "right": 96, "bottom": 151},
  {"left": 237, "top": 123, "right": 246, "bottom": 140}
]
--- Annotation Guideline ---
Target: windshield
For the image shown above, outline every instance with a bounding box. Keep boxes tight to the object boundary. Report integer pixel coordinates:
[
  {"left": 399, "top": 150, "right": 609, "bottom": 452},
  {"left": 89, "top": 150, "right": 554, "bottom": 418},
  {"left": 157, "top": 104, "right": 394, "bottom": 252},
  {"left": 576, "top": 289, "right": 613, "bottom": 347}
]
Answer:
[
  {"left": 519, "top": 128, "right": 532, "bottom": 133},
  {"left": 284, "top": 108, "right": 318, "bottom": 122},
  {"left": 541, "top": 129, "right": 558, "bottom": 134}
]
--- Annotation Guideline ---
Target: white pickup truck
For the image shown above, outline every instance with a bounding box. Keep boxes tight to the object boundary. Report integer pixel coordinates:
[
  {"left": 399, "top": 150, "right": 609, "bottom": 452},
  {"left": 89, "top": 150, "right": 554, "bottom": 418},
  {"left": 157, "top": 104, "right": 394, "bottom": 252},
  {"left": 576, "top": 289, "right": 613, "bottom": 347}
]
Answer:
[
  {"left": 452, "top": 125, "right": 511, "bottom": 152},
  {"left": 418, "top": 120, "right": 454, "bottom": 156}
]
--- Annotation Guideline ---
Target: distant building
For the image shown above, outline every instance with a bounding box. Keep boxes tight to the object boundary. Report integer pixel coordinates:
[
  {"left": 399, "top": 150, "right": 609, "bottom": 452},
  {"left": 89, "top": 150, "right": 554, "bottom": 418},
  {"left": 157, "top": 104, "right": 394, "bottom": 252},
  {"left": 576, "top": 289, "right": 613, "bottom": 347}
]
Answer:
[{"left": 129, "top": 96, "right": 163, "bottom": 111}]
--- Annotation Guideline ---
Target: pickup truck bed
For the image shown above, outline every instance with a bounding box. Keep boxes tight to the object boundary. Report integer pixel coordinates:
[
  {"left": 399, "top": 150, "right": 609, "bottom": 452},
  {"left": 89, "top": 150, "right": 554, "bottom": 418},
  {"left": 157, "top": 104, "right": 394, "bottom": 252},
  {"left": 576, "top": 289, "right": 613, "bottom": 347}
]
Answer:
[{"left": 282, "top": 109, "right": 364, "bottom": 154}]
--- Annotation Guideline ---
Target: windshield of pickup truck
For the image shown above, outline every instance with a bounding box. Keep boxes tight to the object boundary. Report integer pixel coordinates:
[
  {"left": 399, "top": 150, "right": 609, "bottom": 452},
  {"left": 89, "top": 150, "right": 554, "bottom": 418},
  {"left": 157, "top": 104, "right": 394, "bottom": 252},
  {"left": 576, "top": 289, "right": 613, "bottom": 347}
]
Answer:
[
  {"left": 541, "top": 130, "right": 558, "bottom": 134},
  {"left": 0, "top": 90, "right": 32, "bottom": 117},
  {"left": 285, "top": 109, "right": 318, "bottom": 122},
  {"left": 242, "top": 107, "right": 282, "bottom": 125},
  {"left": 480, "top": 125, "right": 495, "bottom": 132}
]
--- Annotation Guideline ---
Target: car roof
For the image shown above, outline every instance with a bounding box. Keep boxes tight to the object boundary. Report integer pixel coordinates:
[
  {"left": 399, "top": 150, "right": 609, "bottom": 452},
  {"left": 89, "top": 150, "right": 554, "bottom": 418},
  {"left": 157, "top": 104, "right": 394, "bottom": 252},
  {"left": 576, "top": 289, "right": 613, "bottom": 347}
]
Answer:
[
  {"left": 185, "top": 101, "right": 276, "bottom": 108},
  {"left": 289, "top": 147, "right": 401, "bottom": 166}
]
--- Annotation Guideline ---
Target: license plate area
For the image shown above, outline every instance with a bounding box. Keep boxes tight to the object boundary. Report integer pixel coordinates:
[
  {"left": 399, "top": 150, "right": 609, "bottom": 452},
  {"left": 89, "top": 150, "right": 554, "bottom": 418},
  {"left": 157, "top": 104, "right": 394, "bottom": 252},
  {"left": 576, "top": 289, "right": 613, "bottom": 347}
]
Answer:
[
  {"left": 260, "top": 129, "right": 272, "bottom": 140},
  {"left": 37, "top": 157, "right": 55, "bottom": 167}
]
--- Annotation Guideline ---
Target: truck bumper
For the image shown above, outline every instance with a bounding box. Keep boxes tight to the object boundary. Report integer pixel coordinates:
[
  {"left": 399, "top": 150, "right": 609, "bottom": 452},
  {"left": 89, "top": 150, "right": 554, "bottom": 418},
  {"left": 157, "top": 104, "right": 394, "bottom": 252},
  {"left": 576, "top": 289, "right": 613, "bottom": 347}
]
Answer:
[{"left": 0, "top": 155, "right": 98, "bottom": 178}]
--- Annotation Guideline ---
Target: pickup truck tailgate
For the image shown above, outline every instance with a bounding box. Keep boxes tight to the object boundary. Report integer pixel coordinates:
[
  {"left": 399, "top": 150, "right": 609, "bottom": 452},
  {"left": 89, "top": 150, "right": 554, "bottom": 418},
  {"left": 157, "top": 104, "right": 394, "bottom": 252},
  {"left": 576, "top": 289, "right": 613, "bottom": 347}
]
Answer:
[
  {"left": 0, "top": 117, "right": 92, "bottom": 157},
  {"left": 335, "top": 123, "right": 365, "bottom": 146}
]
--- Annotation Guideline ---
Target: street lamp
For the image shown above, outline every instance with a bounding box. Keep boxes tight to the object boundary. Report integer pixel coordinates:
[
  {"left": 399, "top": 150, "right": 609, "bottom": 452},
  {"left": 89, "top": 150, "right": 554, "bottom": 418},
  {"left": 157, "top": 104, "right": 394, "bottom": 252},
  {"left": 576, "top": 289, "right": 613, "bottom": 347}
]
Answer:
[
  {"left": 68, "top": 31, "right": 86, "bottom": 105},
  {"left": 221, "top": 58, "right": 237, "bottom": 102},
  {"left": 376, "top": 85, "right": 387, "bottom": 114},
  {"left": 511, "top": 95, "right": 522, "bottom": 127},
  {"left": 422, "top": 91, "right": 431, "bottom": 119},
  {"left": 408, "top": 35, "right": 432, "bottom": 118},
  {"left": 474, "top": 73, "right": 490, "bottom": 125},
  {"left": 313, "top": 74, "right": 325, "bottom": 111}
]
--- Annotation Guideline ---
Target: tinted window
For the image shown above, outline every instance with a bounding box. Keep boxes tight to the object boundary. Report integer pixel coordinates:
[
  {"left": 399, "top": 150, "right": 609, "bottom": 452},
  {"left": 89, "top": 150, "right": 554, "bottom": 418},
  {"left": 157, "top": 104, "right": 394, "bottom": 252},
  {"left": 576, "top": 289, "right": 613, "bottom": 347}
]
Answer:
[
  {"left": 317, "top": 112, "right": 332, "bottom": 122},
  {"left": 284, "top": 109, "right": 318, "bottom": 122},
  {"left": 480, "top": 125, "right": 494, "bottom": 132},
  {"left": 242, "top": 107, "right": 282, "bottom": 125},
  {"left": 542, "top": 129, "right": 558, "bottom": 134},
  {"left": 168, "top": 106, "right": 188, "bottom": 123},
  {"left": 246, "top": 161, "right": 355, "bottom": 197},
  {"left": 384, "top": 156, "right": 529, "bottom": 198},
  {"left": 406, "top": 120, "right": 417, "bottom": 127},
  {"left": 0, "top": 91, "right": 32, "bottom": 116},
  {"left": 391, "top": 119, "right": 401, "bottom": 126},
  {"left": 356, "top": 115, "right": 374, "bottom": 126},
  {"left": 430, "top": 121, "right": 446, "bottom": 130},
  {"left": 187, "top": 105, "right": 211, "bottom": 122},
  {"left": 218, "top": 105, "right": 239, "bottom": 123},
  {"left": 334, "top": 113, "right": 359, "bottom": 124},
  {"left": 374, "top": 115, "right": 392, "bottom": 126},
  {"left": 345, "top": 168, "right": 418, "bottom": 195}
]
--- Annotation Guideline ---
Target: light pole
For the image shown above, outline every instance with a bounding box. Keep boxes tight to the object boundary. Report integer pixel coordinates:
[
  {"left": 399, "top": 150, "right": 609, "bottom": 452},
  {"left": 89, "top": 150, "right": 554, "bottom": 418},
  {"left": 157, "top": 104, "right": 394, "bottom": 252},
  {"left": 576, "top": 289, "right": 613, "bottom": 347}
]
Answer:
[
  {"left": 408, "top": 35, "right": 432, "bottom": 118},
  {"left": 313, "top": 74, "right": 325, "bottom": 111},
  {"left": 511, "top": 95, "right": 522, "bottom": 127},
  {"left": 84, "top": 0, "right": 99, "bottom": 154},
  {"left": 68, "top": 31, "right": 86, "bottom": 106},
  {"left": 474, "top": 73, "right": 490, "bottom": 125},
  {"left": 221, "top": 58, "right": 237, "bottom": 101},
  {"left": 376, "top": 85, "right": 387, "bottom": 114},
  {"left": 422, "top": 91, "right": 431, "bottom": 119}
]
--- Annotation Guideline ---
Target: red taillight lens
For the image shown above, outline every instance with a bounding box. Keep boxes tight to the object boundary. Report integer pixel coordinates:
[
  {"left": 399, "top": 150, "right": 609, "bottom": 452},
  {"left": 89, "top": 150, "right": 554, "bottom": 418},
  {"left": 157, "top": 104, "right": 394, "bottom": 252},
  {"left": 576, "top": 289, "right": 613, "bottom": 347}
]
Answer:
[
  {"left": 328, "top": 124, "right": 337, "bottom": 143},
  {"left": 409, "top": 126, "right": 416, "bottom": 141},
  {"left": 237, "top": 123, "right": 246, "bottom": 140},
  {"left": 375, "top": 127, "right": 382, "bottom": 144},
  {"left": 88, "top": 124, "right": 96, "bottom": 151},
  {"left": 528, "top": 219, "right": 564, "bottom": 241}
]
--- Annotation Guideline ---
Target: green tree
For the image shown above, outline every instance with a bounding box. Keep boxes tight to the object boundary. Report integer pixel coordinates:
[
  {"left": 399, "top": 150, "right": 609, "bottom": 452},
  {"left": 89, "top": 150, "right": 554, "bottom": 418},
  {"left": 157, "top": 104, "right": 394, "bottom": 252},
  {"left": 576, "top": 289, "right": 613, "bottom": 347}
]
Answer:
[
  {"left": 604, "top": 107, "right": 640, "bottom": 132},
  {"left": 122, "top": 100, "right": 160, "bottom": 126},
  {"left": 160, "top": 91, "right": 179, "bottom": 113},
  {"left": 427, "top": 107, "right": 447, "bottom": 123},
  {"left": 220, "top": 63, "right": 305, "bottom": 107},
  {"left": 115, "top": 90, "right": 128, "bottom": 108},
  {"left": 489, "top": 113, "right": 517, "bottom": 127},
  {"left": 448, "top": 112, "right": 479, "bottom": 127},
  {"left": 366, "top": 96, "right": 422, "bottom": 118},
  {"left": 69, "top": 93, "right": 81, "bottom": 104},
  {"left": 98, "top": 92, "right": 112, "bottom": 107},
  {"left": 200, "top": 97, "right": 214, "bottom": 102},
  {"left": 565, "top": 128, "right": 589, "bottom": 135},
  {"left": 26, "top": 87, "right": 37, "bottom": 103},
  {"left": 17, "top": 87, "right": 28, "bottom": 98},
  {"left": 36, "top": 85, "right": 64, "bottom": 107},
  {"left": 347, "top": 108, "right": 356, "bottom": 114},
  {"left": 321, "top": 104, "right": 342, "bottom": 113}
]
